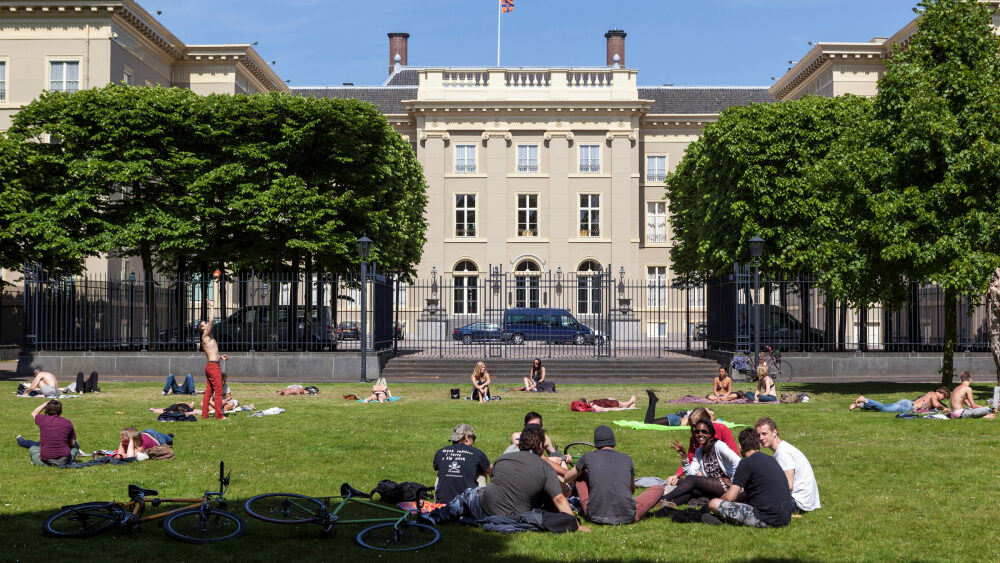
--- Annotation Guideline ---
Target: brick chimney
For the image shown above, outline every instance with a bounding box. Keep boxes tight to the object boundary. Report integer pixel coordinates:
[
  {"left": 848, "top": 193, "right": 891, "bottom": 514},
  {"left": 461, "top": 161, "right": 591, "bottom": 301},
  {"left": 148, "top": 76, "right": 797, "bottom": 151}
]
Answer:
[
  {"left": 388, "top": 32, "right": 409, "bottom": 75},
  {"left": 605, "top": 29, "right": 626, "bottom": 68}
]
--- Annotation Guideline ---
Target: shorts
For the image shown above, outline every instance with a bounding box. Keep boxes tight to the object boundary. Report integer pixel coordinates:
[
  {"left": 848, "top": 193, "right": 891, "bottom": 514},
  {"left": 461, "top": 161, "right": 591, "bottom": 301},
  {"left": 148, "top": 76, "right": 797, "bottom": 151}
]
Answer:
[
  {"left": 41, "top": 384, "right": 59, "bottom": 397},
  {"left": 717, "top": 500, "right": 769, "bottom": 528}
]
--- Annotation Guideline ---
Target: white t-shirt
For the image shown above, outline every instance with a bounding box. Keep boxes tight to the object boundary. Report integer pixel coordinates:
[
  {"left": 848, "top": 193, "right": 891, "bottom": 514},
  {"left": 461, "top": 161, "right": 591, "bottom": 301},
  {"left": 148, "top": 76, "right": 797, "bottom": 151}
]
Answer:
[{"left": 774, "top": 440, "right": 820, "bottom": 512}]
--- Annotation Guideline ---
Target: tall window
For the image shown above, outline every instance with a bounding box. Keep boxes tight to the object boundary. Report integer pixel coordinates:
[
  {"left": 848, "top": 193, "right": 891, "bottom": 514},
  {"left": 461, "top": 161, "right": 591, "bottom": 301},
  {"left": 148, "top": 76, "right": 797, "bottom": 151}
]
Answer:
[
  {"left": 646, "top": 202, "right": 667, "bottom": 243},
  {"left": 123, "top": 66, "right": 133, "bottom": 86},
  {"left": 688, "top": 285, "right": 705, "bottom": 308},
  {"left": 577, "top": 260, "right": 603, "bottom": 315},
  {"left": 517, "top": 194, "right": 538, "bottom": 237},
  {"left": 453, "top": 260, "right": 478, "bottom": 314},
  {"left": 49, "top": 61, "right": 80, "bottom": 92},
  {"left": 455, "top": 144, "right": 476, "bottom": 173},
  {"left": 579, "top": 145, "right": 600, "bottom": 173},
  {"left": 646, "top": 155, "right": 666, "bottom": 182},
  {"left": 517, "top": 144, "right": 539, "bottom": 173},
  {"left": 579, "top": 195, "right": 600, "bottom": 237},
  {"left": 455, "top": 194, "right": 476, "bottom": 237},
  {"left": 514, "top": 260, "right": 540, "bottom": 307},
  {"left": 0, "top": 61, "right": 6, "bottom": 102},
  {"left": 647, "top": 266, "right": 667, "bottom": 308}
]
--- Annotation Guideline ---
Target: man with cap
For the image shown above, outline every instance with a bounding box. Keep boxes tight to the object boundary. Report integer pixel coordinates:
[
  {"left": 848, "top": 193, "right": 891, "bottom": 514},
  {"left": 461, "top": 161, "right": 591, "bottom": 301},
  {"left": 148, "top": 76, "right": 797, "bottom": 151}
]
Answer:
[
  {"left": 432, "top": 423, "right": 492, "bottom": 503},
  {"left": 563, "top": 425, "right": 665, "bottom": 524}
]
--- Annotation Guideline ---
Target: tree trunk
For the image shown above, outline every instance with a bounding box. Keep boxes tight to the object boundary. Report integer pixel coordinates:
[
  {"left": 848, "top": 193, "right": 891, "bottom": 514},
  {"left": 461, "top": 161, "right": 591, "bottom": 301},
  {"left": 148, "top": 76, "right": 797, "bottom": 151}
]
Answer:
[
  {"left": 941, "top": 288, "right": 957, "bottom": 387},
  {"left": 824, "top": 293, "right": 836, "bottom": 352},
  {"left": 268, "top": 259, "right": 280, "bottom": 348},
  {"left": 140, "top": 244, "right": 157, "bottom": 350},
  {"left": 838, "top": 300, "right": 847, "bottom": 352},
  {"left": 800, "top": 274, "right": 811, "bottom": 353},
  {"left": 858, "top": 304, "right": 868, "bottom": 352},
  {"left": 218, "top": 263, "right": 227, "bottom": 326}
]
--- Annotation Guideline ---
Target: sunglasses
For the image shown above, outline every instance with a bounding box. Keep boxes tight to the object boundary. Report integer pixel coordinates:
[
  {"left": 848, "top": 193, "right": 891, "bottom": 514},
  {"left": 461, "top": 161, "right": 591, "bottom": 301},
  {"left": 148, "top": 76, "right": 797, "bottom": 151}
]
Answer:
[{"left": 693, "top": 429, "right": 712, "bottom": 435}]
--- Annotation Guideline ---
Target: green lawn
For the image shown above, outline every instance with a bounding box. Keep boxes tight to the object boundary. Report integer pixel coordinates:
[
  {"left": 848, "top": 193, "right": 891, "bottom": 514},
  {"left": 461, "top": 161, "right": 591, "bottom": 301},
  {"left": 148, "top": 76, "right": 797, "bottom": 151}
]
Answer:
[{"left": 2, "top": 380, "right": 998, "bottom": 562}]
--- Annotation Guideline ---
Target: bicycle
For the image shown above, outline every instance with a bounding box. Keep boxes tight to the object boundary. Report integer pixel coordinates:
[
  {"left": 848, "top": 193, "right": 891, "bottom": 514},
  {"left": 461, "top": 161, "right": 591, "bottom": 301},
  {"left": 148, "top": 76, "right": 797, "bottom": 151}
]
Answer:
[
  {"left": 244, "top": 482, "right": 440, "bottom": 552},
  {"left": 44, "top": 461, "right": 245, "bottom": 543},
  {"left": 733, "top": 347, "right": 794, "bottom": 384}
]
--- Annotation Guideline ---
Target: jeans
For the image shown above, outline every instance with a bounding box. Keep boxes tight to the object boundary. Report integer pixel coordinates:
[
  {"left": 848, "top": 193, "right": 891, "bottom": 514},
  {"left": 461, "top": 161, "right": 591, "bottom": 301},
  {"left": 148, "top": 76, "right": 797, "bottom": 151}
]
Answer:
[
  {"left": 746, "top": 393, "right": 777, "bottom": 403},
  {"left": 141, "top": 429, "right": 173, "bottom": 446},
  {"left": 202, "top": 363, "right": 225, "bottom": 419},
  {"left": 437, "top": 486, "right": 488, "bottom": 524},
  {"left": 164, "top": 373, "right": 195, "bottom": 395},
  {"left": 862, "top": 399, "right": 913, "bottom": 413}
]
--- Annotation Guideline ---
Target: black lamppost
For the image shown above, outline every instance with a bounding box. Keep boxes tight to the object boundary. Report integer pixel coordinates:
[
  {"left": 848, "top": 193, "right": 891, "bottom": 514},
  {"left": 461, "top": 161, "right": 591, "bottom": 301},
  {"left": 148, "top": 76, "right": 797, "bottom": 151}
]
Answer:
[
  {"left": 749, "top": 235, "right": 764, "bottom": 367},
  {"left": 129, "top": 269, "right": 136, "bottom": 348},
  {"left": 357, "top": 235, "right": 373, "bottom": 383}
]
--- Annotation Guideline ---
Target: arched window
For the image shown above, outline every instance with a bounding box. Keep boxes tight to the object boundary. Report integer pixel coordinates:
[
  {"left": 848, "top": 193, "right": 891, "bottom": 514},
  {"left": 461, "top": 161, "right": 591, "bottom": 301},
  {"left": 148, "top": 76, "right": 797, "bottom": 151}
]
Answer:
[
  {"left": 514, "top": 260, "right": 541, "bottom": 307},
  {"left": 453, "top": 260, "right": 478, "bottom": 315},
  {"left": 577, "top": 260, "right": 603, "bottom": 314}
]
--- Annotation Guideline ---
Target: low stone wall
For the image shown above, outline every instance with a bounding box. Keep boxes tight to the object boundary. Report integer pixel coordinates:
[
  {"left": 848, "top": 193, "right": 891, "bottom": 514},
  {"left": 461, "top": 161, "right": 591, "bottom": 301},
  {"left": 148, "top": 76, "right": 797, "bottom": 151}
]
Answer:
[
  {"left": 17, "top": 351, "right": 386, "bottom": 382},
  {"left": 741, "top": 351, "right": 997, "bottom": 380}
]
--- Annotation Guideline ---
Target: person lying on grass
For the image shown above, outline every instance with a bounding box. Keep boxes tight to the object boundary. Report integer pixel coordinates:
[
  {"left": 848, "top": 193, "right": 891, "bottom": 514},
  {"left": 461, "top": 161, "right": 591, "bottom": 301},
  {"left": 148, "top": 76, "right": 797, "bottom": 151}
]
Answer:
[
  {"left": 660, "top": 419, "right": 741, "bottom": 508},
  {"left": 112, "top": 427, "right": 172, "bottom": 460},
  {"left": 562, "top": 425, "right": 663, "bottom": 525},
  {"left": 707, "top": 367, "right": 739, "bottom": 402},
  {"left": 949, "top": 371, "right": 996, "bottom": 419},
  {"left": 362, "top": 377, "right": 391, "bottom": 403},
  {"left": 849, "top": 387, "right": 950, "bottom": 413},
  {"left": 577, "top": 396, "right": 637, "bottom": 411},
  {"left": 708, "top": 428, "right": 794, "bottom": 528}
]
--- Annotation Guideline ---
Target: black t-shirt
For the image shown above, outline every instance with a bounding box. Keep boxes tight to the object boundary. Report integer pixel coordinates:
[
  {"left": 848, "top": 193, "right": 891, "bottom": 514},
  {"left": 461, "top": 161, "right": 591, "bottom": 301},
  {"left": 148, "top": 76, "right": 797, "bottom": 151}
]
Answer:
[
  {"left": 433, "top": 444, "right": 491, "bottom": 503},
  {"left": 574, "top": 449, "right": 636, "bottom": 524},
  {"left": 481, "top": 450, "right": 562, "bottom": 518},
  {"left": 731, "top": 451, "right": 794, "bottom": 527}
]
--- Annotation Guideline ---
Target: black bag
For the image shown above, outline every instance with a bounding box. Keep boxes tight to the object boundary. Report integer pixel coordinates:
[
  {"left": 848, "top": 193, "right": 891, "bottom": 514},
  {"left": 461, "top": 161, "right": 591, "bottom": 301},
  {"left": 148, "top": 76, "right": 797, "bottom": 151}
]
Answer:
[
  {"left": 450, "top": 388, "right": 461, "bottom": 399},
  {"left": 371, "top": 480, "right": 431, "bottom": 504},
  {"left": 535, "top": 381, "right": 556, "bottom": 393},
  {"left": 539, "top": 510, "right": 579, "bottom": 533}
]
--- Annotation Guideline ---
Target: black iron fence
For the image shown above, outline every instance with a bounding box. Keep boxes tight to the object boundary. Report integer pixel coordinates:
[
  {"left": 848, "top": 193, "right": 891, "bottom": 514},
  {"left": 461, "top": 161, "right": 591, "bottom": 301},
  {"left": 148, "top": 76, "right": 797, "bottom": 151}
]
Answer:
[
  {"left": 23, "top": 266, "right": 708, "bottom": 359},
  {"left": 707, "top": 265, "right": 991, "bottom": 353}
]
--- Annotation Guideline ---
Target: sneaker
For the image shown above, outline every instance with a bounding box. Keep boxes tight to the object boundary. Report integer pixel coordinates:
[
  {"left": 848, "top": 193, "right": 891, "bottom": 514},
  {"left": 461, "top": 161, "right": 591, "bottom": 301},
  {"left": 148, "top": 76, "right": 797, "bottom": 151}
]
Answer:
[{"left": 162, "top": 391, "right": 168, "bottom": 395}]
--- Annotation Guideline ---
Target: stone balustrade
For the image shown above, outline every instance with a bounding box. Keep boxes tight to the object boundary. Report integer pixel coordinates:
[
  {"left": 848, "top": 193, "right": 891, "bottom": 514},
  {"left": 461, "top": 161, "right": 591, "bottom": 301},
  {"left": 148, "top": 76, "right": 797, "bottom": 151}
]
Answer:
[{"left": 417, "top": 67, "right": 639, "bottom": 101}]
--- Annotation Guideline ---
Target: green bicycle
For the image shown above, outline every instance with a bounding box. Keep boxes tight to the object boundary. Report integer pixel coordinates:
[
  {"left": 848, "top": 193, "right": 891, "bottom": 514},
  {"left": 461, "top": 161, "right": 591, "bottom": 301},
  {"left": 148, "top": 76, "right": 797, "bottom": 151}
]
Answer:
[{"left": 244, "top": 483, "right": 440, "bottom": 551}]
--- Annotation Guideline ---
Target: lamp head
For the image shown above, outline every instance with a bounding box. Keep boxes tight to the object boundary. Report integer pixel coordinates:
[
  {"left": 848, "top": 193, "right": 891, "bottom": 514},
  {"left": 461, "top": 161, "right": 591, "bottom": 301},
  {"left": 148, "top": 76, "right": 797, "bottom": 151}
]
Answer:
[
  {"left": 356, "top": 235, "right": 373, "bottom": 259},
  {"left": 618, "top": 266, "right": 625, "bottom": 280},
  {"left": 431, "top": 266, "right": 437, "bottom": 278},
  {"left": 749, "top": 235, "right": 764, "bottom": 258}
]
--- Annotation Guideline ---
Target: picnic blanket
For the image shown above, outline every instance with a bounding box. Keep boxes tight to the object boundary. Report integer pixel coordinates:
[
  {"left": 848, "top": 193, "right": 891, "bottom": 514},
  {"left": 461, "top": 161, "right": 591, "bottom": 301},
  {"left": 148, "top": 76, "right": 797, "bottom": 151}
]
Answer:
[
  {"left": 16, "top": 393, "right": 81, "bottom": 399},
  {"left": 57, "top": 456, "right": 136, "bottom": 469},
  {"left": 665, "top": 395, "right": 749, "bottom": 405},
  {"left": 612, "top": 419, "right": 749, "bottom": 432},
  {"left": 397, "top": 500, "right": 446, "bottom": 514},
  {"left": 357, "top": 396, "right": 402, "bottom": 403}
]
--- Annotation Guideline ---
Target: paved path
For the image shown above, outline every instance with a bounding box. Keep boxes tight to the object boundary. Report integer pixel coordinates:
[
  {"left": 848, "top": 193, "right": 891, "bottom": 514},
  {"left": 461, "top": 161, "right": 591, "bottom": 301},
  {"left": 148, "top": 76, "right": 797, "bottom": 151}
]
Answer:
[{"left": 1, "top": 359, "right": 961, "bottom": 385}]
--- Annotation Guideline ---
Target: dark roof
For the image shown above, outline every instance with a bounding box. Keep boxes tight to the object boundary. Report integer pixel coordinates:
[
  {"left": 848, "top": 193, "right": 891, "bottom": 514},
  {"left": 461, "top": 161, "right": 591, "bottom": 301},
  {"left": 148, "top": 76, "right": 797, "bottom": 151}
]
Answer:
[
  {"left": 638, "top": 87, "right": 775, "bottom": 114},
  {"left": 293, "top": 87, "right": 416, "bottom": 114},
  {"left": 384, "top": 68, "right": 420, "bottom": 86}
]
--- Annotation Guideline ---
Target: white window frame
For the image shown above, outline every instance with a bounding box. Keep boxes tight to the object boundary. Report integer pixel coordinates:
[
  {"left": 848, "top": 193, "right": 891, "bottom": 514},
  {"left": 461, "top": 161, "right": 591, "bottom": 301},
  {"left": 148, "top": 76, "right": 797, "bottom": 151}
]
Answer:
[
  {"left": 646, "top": 201, "right": 668, "bottom": 243},
  {"left": 578, "top": 194, "right": 600, "bottom": 238},
  {"left": 517, "top": 144, "right": 539, "bottom": 173},
  {"left": 646, "top": 155, "right": 667, "bottom": 183},
  {"left": 647, "top": 266, "right": 667, "bottom": 308},
  {"left": 49, "top": 60, "right": 80, "bottom": 92},
  {"left": 576, "top": 260, "right": 603, "bottom": 315},
  {"left": 514, "top": 261, "right": 541, "bottom": 308},
  {"left": 687, "top": 285, "right": 705, "bottom": 308},
  {"left": 123, "top": 65, "right": 133, "bottom": 86},
  {"left": 0, "top": 60, "right": 6, "bottom": 102},
  {"left": 516, "top": 194, "right": 539, "bottom": 237},
  {"left": 453, "top": 276, "right": 479, "bottom": 315},
  {"left": 455, "top": 144, "right": 476, "bottom": 174},
  {"left": 579, "top": 144, "right": 600, "bottom": 173},
  {"left": 455, "top": 194, "right": 477, "bottom": 237}
]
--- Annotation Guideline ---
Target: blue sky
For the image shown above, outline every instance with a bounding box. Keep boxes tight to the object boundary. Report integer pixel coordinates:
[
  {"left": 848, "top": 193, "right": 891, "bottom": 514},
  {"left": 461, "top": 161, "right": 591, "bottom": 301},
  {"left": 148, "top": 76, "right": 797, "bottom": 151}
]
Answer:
[{"left": 150, "top": 0, "right": 919, "bottom": 88}]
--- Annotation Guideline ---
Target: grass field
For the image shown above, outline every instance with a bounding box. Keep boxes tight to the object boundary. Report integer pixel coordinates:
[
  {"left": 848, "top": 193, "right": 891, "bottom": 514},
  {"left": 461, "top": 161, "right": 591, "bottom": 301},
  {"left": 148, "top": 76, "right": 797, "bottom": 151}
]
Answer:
[{"left": 2, "top": 379, "right": 999, "bottom": 562}]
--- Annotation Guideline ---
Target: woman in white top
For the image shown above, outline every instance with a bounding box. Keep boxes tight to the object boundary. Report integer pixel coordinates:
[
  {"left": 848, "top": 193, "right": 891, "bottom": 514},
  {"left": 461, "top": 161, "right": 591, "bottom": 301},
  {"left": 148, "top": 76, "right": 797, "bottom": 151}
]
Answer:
[{"left": 661, "top": 420, "right": 741, "bottom": 507}]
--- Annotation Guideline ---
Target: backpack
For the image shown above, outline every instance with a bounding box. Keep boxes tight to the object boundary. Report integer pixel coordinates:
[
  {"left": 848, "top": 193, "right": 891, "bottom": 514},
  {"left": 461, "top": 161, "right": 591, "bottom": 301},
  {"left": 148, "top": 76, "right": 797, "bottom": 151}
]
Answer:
[
  {"left": 371, "top": 480, "right": 431, "bottom": 504},
  {"left": 145, "top": 445, "right": 175, "bottom": 460},
  {"left": 570, "top": 400, "right": 594, "bottom": 412},
  {"left": 779, "top": 392, "right": 802, "bottom": 404},
  {"left": 304, "top": 386, "right": 320, "bottom": 395}
]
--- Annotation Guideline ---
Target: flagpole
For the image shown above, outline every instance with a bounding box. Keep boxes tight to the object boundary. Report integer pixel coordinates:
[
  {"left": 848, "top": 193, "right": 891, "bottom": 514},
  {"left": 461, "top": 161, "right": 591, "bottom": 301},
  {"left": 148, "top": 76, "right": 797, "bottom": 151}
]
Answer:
[{"left": 497, "top": 0, "right": 501, "bottom": 67}]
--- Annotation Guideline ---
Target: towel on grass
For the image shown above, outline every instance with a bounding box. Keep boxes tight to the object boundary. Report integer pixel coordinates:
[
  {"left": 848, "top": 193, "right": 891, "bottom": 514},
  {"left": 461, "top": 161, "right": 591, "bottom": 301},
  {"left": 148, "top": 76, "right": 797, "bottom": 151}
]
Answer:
[
  {"left": 16, "top": 393, "right": 81, "bottom": 399},
  {"left": 248, "top": 407, "right": 285, "bottom": 417},
  {"left": 613, "top": 419, "right": 749, "bottom": 431},
  {"left": 397, "top": 500, "right": 446, "bottom": 514},
  {"left": 357, "top": 396, "right": 402, "bottom": 403},
  {"left": 665, "top": 395, "right": 749, "bottom": 405}
]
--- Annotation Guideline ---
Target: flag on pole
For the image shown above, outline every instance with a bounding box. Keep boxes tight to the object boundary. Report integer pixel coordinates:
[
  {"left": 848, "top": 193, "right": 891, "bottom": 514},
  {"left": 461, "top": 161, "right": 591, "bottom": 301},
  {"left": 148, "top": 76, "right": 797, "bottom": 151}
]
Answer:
[{"left": 501, "top": 0, "right": 514, "bottom": 13}]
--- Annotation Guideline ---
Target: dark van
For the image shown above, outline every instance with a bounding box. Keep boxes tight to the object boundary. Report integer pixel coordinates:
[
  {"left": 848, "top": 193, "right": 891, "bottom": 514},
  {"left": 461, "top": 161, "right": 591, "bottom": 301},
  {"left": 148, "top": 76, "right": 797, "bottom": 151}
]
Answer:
[
  {"left": 213, "top": 305, "right": 336, "bottom": 350},
  {"left": 738, "top": 304, "right": 825, "bottom": 350},
  {"left": 502, "top": 308, "right": 602, "bottom": 345}
]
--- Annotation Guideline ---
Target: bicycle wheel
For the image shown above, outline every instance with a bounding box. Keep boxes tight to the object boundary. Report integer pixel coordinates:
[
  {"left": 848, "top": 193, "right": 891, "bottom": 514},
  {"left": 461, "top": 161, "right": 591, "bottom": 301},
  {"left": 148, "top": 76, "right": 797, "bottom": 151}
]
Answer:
[
  {"left": 244, "top": 493, "right": 326, "bottom": 524},
  {"left": 44, "top": 502, "right": 123, "bottom": 537},
  {"left": 355, "top": 522, "right": 440, "bottom": 552},
  {"left": 162, "top": 507, "right": 245, "bottom": 543},
  {"left": 774, "top": 359, "right": 794, "bottom": 383}
]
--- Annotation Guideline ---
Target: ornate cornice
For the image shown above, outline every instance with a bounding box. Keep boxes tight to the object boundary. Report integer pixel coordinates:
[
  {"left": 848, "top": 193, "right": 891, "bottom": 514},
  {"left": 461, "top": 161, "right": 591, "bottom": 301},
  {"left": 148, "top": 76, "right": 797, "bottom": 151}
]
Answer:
[
  {"left": 420, "top": 130, "right": 450, "bottom": 142},
  {"left": 481, "top": 130, "right": 512, "bottom": 141},
  {"left": 543, "top": 131, "right": 573, "bottom": 141},
  {"left": 770, "top": 42, "right": 886, "bottom": 101}
]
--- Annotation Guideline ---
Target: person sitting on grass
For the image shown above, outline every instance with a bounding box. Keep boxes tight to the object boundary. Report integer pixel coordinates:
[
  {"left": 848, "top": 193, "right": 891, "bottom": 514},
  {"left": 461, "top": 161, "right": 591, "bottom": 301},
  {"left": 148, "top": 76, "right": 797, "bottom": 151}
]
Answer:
[
  {"left": 471, "top": 361, "right": 491, "bottom": 403},
  {"left": 524, "top": 358, "right": 546, "bottom": 391},
  {"left": 18, "top": 399, "right": 81, "bottom": 466},
  {"left": 755, "top": 417, "right": 820, "bottom": 513},
  {"left": 426, "top": 426, "right": 588, "bottom": 533},
  {"left": 849, "top": 387, "right": 950, "bottom": 413},
  {"left": 746, "top": 364, "right": 777, "bottom": 403},
  {"left": 708, "top": 428, "right": 794, "bottom": 528},
  {"left": 508, "top": 412, "right": 569, "bottom": 461},
  {"left": 660, "top": 419, "right": 741, "bottom": 508},
  {"left": 578, "top": 396, "right": 638, "bottom": 411},
  {"left": 563, "top": 425, "right": 664, "bottom": 525},
  {"left": 362, "top": 377, "right": 391, "bottom": 403},
  {"left": 433, "top": 423, "right": 492, "bottom": 504},
  {"left": 19, "top": 368, "right": 60, "bottom": 398},
  {"left": 949, "top": 371, "right": 996, "bottom": 419},
  {"left": 707, "top": 367, "right": 739, "bottom": 402},
  {"left": 669, "top": 407, "right": 739, "bottom": 479}
]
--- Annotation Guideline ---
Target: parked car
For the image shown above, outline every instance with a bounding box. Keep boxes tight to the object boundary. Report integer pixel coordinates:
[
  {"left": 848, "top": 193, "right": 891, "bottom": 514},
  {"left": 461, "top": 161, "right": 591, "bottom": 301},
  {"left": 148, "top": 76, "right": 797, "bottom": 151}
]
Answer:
[
  {"left": 502, "top": 308, "right": 602, "bottom": 345},
  {"left": 158, "top": 318, "right": 221, "bottom": 344},
  {"left": 738, "top": 304, "right": 825, "bottom": 349},
  {"left": 206, "top": 305, "right": 336, "bottom": 349},
  {"left": 336, "top": 321, "right": 360, "bottom": 340},
  {"left": 453, "top": 322, "right": 503, "bottom": 344}
]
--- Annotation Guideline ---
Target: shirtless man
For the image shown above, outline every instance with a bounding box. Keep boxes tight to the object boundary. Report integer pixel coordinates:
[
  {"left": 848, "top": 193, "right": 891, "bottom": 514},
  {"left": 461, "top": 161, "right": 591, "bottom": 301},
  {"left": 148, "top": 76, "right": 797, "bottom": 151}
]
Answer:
[
  {"left": 850, "top": 387, "right": 951, "bottom": 413},
  {"left": 199, "top": 299, "right": 229, "bottom": 420},
  {"left": 950, "top": 372, "right": 996, "bottom": 419},
  {"left": 21, "top": 369, "right": 60, "bottom": 397},
  {"left": 707, "top": 367, "right": 738, "bottom": 402}
]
